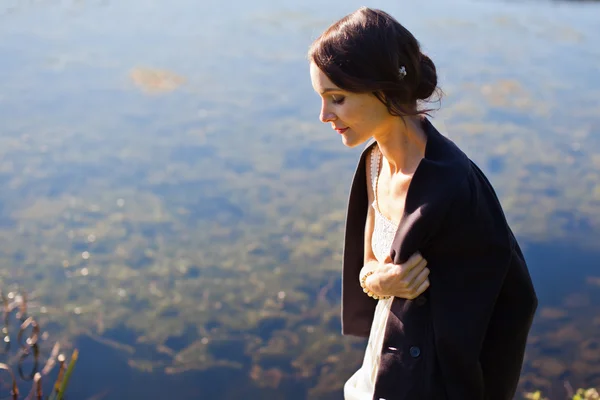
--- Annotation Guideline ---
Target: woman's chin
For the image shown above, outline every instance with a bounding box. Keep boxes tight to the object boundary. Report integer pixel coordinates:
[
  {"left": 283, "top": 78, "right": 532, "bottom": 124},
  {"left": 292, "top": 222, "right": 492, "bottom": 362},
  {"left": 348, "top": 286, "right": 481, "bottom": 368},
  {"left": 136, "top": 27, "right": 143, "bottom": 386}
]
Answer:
[{"left": 341, "top": 134, "right": 366, "bottom": 149}]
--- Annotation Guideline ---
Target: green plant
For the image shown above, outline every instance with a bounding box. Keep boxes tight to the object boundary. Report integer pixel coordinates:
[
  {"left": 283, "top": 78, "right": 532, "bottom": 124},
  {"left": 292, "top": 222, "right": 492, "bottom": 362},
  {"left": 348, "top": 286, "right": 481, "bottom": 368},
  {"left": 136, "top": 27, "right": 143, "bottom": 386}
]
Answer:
[
  {"left": 524, "top": 388, "right": 599, "bottom": 400},
  {"left": 573, "top": 388, "right": 600, "bottom": 400}
]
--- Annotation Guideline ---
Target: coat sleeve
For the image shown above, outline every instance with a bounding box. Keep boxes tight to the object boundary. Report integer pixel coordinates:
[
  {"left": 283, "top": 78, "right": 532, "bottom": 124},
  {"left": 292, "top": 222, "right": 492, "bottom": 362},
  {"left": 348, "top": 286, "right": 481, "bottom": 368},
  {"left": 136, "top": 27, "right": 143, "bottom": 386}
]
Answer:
[{"left": 426, "top": 171, "right": 536, "bottom": 400}]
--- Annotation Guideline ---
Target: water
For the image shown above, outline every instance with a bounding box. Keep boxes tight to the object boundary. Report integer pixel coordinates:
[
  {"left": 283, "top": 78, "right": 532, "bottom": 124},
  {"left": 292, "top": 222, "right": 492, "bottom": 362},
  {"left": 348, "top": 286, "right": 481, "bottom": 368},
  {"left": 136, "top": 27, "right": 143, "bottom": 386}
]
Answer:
[{"left": 0, "top": 0, "right": 599, "bottom": 398}]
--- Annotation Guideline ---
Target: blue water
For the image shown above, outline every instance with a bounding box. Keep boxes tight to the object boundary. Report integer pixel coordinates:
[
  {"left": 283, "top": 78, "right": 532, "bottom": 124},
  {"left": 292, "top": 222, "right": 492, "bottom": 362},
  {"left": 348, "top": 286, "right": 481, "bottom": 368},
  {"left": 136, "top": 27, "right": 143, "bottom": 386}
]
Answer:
[{"left": 0, "top": 0, "right": 599, "bottom": 399}]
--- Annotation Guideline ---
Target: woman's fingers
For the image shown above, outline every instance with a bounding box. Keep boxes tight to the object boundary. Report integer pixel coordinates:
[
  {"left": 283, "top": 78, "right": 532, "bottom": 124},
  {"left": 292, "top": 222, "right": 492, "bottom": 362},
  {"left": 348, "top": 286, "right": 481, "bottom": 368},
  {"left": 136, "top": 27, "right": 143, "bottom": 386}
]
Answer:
[
  {"left": 403, "top": 259, "right": 428, "bottom": 285},
  {"left": 398, "top": 277, "right": 430, "bottom": 299},
  {"left": 413, "top": 277, "right": 430, "bottom": 298},
  {"left": 409, "top": 264, "right": 430, "bottom": 287},
  {"left": 396, "top": 263, "right": 430, "bottom": 299},
  {"left": 371, "top": 253, "right": 430, "bottom": 299},
  {"left": 400, "top": 252, "right": 424, "bottom": 275}
]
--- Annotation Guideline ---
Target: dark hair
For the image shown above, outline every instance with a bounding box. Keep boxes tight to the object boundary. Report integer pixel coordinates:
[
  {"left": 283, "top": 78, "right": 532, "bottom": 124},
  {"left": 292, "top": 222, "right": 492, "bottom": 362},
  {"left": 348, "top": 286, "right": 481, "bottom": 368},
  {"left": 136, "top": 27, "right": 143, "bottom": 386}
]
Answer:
[{"left": 308, "top": 7, "right": 441, "bottom": 117}]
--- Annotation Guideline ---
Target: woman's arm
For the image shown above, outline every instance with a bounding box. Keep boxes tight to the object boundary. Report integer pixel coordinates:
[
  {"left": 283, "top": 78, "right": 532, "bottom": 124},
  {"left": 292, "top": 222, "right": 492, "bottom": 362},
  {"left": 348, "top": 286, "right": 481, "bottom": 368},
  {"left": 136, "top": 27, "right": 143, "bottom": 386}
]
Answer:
[{"left": 360, "top": 149, "right": 430, "bottom": 299}]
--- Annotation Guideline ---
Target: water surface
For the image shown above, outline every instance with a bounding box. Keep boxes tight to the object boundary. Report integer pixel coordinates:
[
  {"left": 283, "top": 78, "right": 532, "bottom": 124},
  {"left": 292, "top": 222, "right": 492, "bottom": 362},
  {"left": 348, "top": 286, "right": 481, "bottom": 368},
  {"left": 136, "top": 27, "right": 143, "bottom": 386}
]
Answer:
[{"left": 0, "top": 0, "right": 599, "bottom": 398}]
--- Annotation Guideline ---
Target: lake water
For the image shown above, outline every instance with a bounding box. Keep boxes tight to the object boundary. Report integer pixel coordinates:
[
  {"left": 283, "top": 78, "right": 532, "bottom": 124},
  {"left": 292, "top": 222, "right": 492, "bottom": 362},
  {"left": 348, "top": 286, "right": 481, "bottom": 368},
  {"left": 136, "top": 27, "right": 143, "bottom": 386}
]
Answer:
[{"left": 0, "top": 0, "right": 599, "bottom": 399}]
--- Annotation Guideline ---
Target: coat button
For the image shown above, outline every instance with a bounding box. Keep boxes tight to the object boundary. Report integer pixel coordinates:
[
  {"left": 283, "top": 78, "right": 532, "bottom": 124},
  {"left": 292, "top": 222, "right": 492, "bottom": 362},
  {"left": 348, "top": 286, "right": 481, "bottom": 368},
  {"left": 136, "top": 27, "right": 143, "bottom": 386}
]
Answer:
[
  {"left": 415, "top": 296, "right": 427, "bottom": 306},
  {"left": 409, "top": 346, "right": 421, "bottom": 358}
]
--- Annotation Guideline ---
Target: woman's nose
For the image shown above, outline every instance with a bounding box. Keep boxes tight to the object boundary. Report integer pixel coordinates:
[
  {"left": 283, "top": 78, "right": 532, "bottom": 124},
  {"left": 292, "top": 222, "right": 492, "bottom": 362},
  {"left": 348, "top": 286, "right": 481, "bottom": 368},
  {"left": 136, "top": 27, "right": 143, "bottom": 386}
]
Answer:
[{"left": 320, "top": 105, "right": 336, "bottom": 123}]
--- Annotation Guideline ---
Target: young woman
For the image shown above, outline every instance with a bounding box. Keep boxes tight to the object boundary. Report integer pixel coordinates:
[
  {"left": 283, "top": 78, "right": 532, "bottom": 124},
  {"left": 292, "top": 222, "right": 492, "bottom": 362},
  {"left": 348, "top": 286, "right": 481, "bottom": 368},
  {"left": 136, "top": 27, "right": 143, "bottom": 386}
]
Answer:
[{"left": 308, "top": 7, "right": 538, "bottom": 400}]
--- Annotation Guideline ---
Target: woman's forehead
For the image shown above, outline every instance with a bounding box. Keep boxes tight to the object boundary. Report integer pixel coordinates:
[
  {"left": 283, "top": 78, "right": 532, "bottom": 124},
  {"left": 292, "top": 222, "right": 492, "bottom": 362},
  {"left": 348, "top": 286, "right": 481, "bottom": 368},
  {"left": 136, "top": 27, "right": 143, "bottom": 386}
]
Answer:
[{"left": 310, "top": 63, "right": 340, "bottom": 92}]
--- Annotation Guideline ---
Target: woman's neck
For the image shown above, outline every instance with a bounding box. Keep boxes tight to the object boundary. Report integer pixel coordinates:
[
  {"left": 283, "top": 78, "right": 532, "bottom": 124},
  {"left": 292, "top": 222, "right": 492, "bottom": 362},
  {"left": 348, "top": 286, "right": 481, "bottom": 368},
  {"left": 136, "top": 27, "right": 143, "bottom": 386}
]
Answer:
[{"left": 374, "top": 116, "right": 428, "bottom": 176}]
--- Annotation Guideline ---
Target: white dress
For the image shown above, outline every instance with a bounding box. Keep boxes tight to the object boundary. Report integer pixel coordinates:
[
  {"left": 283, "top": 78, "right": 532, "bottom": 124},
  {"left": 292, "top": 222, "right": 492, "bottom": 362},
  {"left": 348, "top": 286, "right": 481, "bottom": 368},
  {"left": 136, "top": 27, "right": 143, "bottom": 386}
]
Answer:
[{"left": 344, "top": 146, "right": 398, "bottom": 400}]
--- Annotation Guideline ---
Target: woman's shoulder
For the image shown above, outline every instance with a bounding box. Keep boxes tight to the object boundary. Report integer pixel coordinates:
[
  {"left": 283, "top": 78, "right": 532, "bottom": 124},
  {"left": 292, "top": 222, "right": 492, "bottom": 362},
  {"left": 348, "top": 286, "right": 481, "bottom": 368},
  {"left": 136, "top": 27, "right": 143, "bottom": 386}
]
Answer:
[
  {"left": 417, "top": 123, "right": 513, "bottom": 240},
  {"left": 442, "top": 159, "right": 514, "bottom": 244},
  {"left": 452, "top": 158, "right": 505, "bottom": 216},
  {"left": 417, "top": 119, "right": 500, "bottom": 213}
]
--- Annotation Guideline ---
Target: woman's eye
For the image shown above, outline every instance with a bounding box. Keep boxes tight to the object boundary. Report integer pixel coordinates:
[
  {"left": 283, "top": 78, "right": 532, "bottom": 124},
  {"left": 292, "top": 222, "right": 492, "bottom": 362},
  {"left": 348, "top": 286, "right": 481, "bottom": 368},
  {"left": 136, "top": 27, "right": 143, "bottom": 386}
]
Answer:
[{"left": 332, "top": 96, "right": 345, "bottom": 105}]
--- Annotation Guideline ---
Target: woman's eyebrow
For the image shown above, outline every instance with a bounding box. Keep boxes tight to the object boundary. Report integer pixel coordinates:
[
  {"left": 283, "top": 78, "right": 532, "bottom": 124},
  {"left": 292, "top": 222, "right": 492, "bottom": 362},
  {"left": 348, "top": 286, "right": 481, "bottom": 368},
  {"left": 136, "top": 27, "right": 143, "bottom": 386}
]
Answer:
[{"left": 320, "top": 88, "right": 341, "bottom": 94}]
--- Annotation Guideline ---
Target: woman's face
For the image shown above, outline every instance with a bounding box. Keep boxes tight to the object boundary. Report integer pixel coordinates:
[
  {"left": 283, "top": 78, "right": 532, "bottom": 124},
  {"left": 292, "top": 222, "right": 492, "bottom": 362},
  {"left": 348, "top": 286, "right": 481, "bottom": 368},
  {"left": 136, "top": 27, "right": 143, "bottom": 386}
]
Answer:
[{"left": 309, "top": 62, "right": 394, "bottom": 148}]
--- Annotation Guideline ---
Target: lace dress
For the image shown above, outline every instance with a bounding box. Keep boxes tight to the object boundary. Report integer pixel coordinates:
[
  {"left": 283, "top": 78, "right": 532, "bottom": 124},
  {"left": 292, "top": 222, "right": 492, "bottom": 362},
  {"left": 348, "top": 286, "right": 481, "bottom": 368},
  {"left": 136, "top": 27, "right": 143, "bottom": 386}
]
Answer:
[{"left": 344, "top": 146, "right": 398, "bottom": 400}]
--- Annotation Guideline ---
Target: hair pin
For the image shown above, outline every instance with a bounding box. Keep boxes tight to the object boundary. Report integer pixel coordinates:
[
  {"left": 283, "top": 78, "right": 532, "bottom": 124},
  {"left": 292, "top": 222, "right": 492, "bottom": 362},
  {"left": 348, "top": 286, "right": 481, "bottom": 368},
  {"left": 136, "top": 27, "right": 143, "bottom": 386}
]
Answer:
[{"left": 399, "top": 66, "right": 407, "bottom": 79}]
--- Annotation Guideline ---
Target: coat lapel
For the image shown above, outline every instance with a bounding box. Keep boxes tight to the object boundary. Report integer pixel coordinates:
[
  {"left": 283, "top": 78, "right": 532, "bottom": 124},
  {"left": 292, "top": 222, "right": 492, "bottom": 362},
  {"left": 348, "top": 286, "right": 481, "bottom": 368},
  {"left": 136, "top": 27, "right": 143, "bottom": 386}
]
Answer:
[{"left": 389, "top": 118, "right": 471, "bottom": 264}]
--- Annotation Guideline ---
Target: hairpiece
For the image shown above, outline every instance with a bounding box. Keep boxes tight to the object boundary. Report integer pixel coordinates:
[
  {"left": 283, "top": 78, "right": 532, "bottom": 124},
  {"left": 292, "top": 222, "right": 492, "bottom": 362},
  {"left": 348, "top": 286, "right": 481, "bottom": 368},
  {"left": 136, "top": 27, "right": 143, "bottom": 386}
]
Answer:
[{"left": 399, "top": 66, "right": 407, "bottom": 79}]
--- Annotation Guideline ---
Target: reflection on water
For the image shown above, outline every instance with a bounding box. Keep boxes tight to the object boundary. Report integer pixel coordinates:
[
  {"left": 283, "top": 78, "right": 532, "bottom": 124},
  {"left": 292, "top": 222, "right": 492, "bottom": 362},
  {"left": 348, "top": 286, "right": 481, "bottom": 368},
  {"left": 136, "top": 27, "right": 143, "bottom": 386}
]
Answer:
[
  {"left": 520, "top": 243, "right": 600, "bottom": 399},
  {"left": 0, "top": 0, "right": 599, "bottom": 398}
]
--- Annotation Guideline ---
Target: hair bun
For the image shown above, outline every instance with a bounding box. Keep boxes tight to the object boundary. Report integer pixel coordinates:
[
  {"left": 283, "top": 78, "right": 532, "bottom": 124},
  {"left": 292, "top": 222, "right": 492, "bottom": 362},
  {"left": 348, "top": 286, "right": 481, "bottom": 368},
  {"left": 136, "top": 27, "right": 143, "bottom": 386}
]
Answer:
[{"left": 414, "top": 53, "right": 438, "bottom": 101}]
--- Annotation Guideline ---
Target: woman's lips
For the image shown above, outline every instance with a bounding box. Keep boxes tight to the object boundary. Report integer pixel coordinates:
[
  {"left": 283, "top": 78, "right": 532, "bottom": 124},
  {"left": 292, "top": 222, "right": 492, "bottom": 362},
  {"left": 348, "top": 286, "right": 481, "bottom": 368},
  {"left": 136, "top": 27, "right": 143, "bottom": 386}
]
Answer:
[{"left": 335, "top": 127, "right": 349, "bottom": 134}]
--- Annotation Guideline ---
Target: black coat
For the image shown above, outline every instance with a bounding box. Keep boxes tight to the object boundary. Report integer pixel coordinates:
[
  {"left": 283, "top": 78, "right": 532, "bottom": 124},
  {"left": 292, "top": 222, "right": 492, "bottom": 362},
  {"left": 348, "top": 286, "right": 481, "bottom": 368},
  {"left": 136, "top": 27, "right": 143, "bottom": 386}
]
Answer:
[{"left": 341, "top": 118, "right": 538, "bottom": 400}]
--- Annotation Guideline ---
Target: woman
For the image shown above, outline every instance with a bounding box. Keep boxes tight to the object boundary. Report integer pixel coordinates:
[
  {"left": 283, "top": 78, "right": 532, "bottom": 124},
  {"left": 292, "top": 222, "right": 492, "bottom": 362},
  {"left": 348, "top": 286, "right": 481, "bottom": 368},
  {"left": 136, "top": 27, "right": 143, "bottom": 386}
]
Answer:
[{"left": 308, "top": 7, "right": 538, "bottom": 400}]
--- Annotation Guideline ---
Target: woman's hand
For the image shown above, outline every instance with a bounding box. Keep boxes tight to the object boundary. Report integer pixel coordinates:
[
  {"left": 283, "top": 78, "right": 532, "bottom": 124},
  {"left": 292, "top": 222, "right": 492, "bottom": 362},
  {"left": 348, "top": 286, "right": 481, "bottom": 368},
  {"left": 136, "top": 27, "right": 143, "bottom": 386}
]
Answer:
[{"left": 365, "top": 252, "right": 430, "bottom": 299}]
